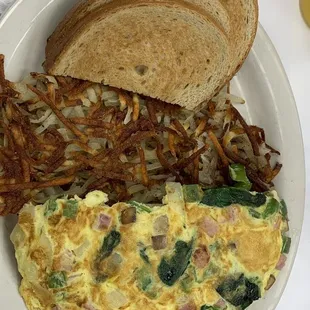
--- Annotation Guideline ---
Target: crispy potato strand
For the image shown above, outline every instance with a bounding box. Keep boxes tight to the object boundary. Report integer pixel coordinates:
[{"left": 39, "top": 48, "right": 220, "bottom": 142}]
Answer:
[
  {"left": 208, "top": 130, "right": 229, "bottom": 167},
  {"left": 0, "top": 175, "right": 75, "bottom": 193},
  {"left": 27, "top": 85, "right": 88, "bottom": 143}
]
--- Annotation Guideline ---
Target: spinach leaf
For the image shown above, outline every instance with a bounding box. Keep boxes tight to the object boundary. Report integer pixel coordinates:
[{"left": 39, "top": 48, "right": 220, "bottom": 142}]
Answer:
[
  {"left": 183, "top": 184, "right": 203, "bottom": 202},
  {"left": 47, "top": 271, "right": 67, "bottom": 289},
  {"left": 282, "top": 235, "right": 291, "bottom": 254},
  {"left": 98, "top": 230, "right": 121, "bottom": 261},
  {"left": 44, "top": 199, "right": 58, "bottom": 217},
  {"left": 140, "top": 248, "right": 150, "bottom": 264},
  {"left": 216, "top": 274, "right": 260, "bottom": 308},
  {"left": 158, "top": 239, "right": 193, "bottom": 286},
  {"left": 129, "top": 201, "right": 152, "bottom": 213},
  {"left": 262, "top": 198, "right": 280, "bottom": 219},
  {"left": 229, "top": 164, "right": 252, "bottom": 190},
  {"left": 201, "top": 187, "right": 266, "bottom": 208},
  {"left": 94, "top": 230, "right": 121, "bottom": 283},
  {"left": 63, "top": 200, "right": 79, "bottom": 219}
]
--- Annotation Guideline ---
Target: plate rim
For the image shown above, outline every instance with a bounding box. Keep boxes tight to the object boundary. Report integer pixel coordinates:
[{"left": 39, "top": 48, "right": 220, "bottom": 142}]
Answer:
[
  {"left": 0, "top": 1, "right": 306, "bottom": 309},
  {"left": 252, "top": 24, "right": 306, "bottom": 308}
]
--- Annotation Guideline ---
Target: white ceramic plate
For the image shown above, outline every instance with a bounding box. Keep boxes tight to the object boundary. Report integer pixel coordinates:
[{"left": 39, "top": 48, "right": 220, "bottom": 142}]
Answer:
[{"left": 0, "top": 1, "right": 305, "bottom": 309}]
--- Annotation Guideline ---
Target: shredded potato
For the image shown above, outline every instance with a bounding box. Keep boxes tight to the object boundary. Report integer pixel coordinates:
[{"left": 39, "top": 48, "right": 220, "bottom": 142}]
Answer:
[{"left": 0, "top": 55, "right": 281, "bottom": 214}]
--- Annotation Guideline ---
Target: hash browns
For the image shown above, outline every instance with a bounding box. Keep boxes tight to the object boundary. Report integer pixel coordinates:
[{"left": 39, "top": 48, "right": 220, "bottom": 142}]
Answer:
[{"left": 0, "top": 55, "right": 281, "bottom": 215}]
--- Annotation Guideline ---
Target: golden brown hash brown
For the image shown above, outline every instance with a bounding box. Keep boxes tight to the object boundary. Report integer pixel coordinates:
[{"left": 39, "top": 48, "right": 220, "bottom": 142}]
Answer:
[{"left": 0, "top": 55, "right": 282, "bottom": 215}]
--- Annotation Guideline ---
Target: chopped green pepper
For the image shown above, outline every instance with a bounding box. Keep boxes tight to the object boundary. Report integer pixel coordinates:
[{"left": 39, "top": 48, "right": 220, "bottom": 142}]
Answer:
[
  {"left": 201, "top": 187, "right": 266, "bottom": 208},
  {"left": 282, "top": 235, "right": 291, "bottom": 254},
  {"left": 44, "top": 199, "right": 58, "bottom": 217},
  {"left": 129, "top": 201, "right": 152, "bottom": 213},
  {"left": 229, "top": 163, "right": 252, "bottom": 190},
  {"left": 48, "top": 271, "right": 67, "bottom": 289},
  {"left": 248, "top": 208, "right": 261, "bottom": 219},
  {"left": 158, "top": 239, "right": 193, "bottom": 286},
  {"left": 63, "top": 200, "right": 79, "bottom": 219},
  {"left": 183, "top": 184, "right": 203, "bottom": 202},
  {"left": 136, "top": 267, "right": 153, "bottom": 291},
  {"left": 280, "top": 199, "right": 288, "bottom": 219},
  {"left": 262, "top": 198, "right": 280, "bottom": 219}
]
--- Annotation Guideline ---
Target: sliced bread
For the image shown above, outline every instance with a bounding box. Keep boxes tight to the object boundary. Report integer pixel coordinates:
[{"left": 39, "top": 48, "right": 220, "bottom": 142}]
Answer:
[{"left": 45, "top": 1, "right": 231, "bottom": 109}]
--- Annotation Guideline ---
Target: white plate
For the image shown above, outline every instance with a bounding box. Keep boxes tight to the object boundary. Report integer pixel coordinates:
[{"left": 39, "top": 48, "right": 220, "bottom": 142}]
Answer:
[{"left": 0, "top": 1, "right": 305, "bottom": 309}]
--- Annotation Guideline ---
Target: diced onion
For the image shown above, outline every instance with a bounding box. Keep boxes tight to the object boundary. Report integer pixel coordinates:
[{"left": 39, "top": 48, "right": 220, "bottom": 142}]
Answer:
[{"left": 106, "top": 290, "right": 128, "bottom": 309}]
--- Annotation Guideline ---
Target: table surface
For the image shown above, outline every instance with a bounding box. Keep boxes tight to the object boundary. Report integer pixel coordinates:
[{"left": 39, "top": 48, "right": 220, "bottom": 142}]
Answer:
[{"left": 0, "top": 0, "right": 309, "bottom": 309}]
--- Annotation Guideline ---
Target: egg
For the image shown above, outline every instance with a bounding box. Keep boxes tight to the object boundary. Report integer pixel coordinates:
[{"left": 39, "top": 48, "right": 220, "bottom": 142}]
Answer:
[{"left": 10, "top": 183, "right": 289, "bottom": 310}]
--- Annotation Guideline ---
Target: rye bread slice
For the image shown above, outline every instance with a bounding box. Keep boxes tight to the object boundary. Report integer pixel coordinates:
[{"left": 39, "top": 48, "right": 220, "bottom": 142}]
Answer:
[{"left": 45, "top": 1, "right": 231, "bottom": 109}]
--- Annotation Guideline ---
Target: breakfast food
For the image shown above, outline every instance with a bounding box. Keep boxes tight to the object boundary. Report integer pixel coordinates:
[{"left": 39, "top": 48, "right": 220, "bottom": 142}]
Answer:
[
  {"left": 44, "top": 0, "right": 258, "bottom": 109},
  {"left": 0, "top": 56, "right": 281, "bottom": 215},
  {"left": 0, "top": 0, "right": 292, "bottom": 308},
  {"left": 11, "top": 183, "right": 290, "bottom": 310}
]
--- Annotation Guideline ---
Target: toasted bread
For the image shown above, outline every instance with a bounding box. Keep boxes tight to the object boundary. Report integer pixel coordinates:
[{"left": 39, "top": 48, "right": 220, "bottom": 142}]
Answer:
[
  {"left": 45, "top": 0, "right": 258, "bottom": 109},
  {"left": 45, "top": 1, "right": 231, "bottom": 109}
]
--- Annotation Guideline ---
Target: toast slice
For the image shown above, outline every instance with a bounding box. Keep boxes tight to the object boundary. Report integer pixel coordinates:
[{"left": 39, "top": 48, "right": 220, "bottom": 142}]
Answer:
[
  {"left": 45, "top": 0, "right": 229, "bottom": 75},
  {"left": 46, "top": 0, "right": 231, "bottom": 52},
  {"left": 45, "top": 1, "right": 231, "bottom": 109}
]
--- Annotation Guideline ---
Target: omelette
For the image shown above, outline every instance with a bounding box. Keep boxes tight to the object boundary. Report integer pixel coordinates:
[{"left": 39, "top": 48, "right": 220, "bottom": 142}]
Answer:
[{"left": 10, "top": 183, "right": 290, "bottom": 310}]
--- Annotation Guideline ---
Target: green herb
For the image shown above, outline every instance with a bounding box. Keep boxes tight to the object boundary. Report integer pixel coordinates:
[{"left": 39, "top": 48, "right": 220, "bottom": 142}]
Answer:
[
  {"left": 248, "top": 208, "right": 261, "bottom": 219},
  {"left": 229, "top": 164, "right": 252, "bottom": 190},
  {"left": 183, "top": 184, "right": 203, "bottom": 202},
  {"left": 216, "top": 274, "right": 260, "bottom": 308},
  {"left": 158, "top": 239, "right": 193, "bottom": 286},
  {"left": 201, "top": 187, "right": 266, "bottom": 208},
  {"left": 280, "top": 199, "right": 288, "bottom": 219},
  {"left": 262, "top": 198, "right": 280, "bottom": 219},
  {"left": 98, "top": 230, "right": 121, "bottom": 261},
  {"left": 63, "top": 200, "right": 79, "bottom": 219},
  {"left": 139, "top": 248, "right": 150, "bottom": 264},
  {"left": 44, "top": 199, "right": 58, "bottom": 217},
  {"left": 47, "top": 271, "right": 67, "bottom": 289},
  {"left": 282, "top": 235, "right": 292, "bottom": 254},
  {"left": 129, "top": 201, "right": 152, "bottom": 213}
]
